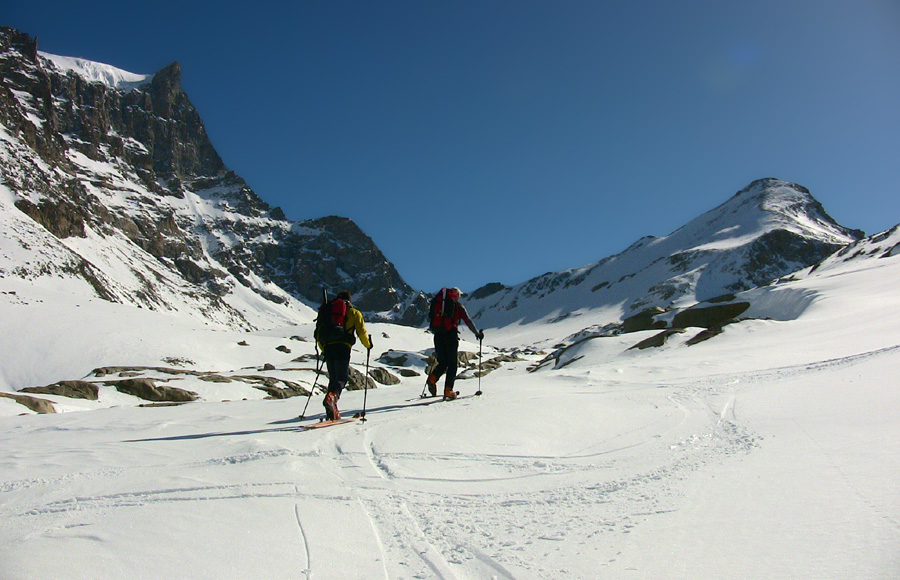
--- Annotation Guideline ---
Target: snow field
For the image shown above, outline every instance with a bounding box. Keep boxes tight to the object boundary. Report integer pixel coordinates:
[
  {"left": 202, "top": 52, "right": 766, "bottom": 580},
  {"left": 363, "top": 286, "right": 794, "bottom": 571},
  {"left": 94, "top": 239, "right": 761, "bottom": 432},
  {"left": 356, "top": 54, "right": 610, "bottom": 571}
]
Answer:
[{"left": 1, "top": 235, "right": 899, "bottom": 579}]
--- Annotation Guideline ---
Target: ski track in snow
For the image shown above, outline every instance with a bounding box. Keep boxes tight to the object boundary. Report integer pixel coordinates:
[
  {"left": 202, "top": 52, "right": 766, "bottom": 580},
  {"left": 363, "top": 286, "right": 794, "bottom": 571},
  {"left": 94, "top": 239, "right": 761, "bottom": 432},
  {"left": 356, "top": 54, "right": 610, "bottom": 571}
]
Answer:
[
  {"left": 278, "top": 379, "right": 765, "bottom": 579},
  {"left": 1, "top": 341, "right": 897, "bottom": 578},
  {"left": 667, "top": 344, "right": 900, "bottom": 391},
  {"left": 0, "top": 380, "right": 761, "bottom": 579},
  {"left": 785, "top": 406, "right": 900, "bottom": 535},
  {"left": 293, "top": 490, "right": 313, "bottom": 580}
]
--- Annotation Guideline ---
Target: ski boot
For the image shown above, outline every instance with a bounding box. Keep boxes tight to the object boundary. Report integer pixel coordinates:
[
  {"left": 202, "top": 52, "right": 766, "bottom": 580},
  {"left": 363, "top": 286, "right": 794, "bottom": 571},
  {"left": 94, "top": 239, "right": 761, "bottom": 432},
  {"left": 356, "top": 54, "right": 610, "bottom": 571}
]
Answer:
[
  {"left": 426, "top": 374, "right": 438, "bottom": 397},
  {"left": 323, "top": 391, "right": 340, "bottom": 420}
]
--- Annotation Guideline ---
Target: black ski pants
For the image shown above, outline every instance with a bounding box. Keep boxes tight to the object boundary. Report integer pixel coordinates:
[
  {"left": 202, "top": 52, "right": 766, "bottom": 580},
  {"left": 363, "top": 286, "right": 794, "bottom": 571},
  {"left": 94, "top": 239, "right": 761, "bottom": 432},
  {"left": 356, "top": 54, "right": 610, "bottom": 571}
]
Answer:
[
  {"left": 432, "top": 331, "right": 459, "bottom": 390},
  {"left": 324, "top": 343, "right": 351, "bottom": 396}
]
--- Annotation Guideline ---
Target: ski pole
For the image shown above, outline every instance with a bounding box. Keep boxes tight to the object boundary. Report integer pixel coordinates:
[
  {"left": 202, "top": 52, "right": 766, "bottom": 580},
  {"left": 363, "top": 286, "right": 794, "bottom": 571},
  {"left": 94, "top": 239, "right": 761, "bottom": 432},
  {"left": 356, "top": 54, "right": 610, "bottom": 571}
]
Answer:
[
  {"left": 475, "top": 335, "right": 483, "bottom": 396},
  {"left": 300, "top": 342, "right": 323, "bottom": 419},
  {"left": 301, "top": 288, "right": 329, "bottom": 420},
  {"left": 361, "top": 345, "right": 371, "bottom": 422}
]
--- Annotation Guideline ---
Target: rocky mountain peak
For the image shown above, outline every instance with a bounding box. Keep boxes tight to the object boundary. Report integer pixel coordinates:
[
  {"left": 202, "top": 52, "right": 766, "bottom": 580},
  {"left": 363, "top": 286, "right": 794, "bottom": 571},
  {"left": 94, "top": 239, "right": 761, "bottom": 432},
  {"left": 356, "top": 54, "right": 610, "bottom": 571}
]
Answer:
[
  {"left": 672, "top": 178, "right": 861, "bottom": 249},
  {"left": 466, "top": 178, "right": 864, "bottom": 329},
  {"left": 0, "top": 26, "right": 426, "bottom": 329},
  {"left": 0, "top": 27, "right": 38, "bottom": 62},
  {"left": 149, "top": 61, "right": 184, "bottom": 117}
]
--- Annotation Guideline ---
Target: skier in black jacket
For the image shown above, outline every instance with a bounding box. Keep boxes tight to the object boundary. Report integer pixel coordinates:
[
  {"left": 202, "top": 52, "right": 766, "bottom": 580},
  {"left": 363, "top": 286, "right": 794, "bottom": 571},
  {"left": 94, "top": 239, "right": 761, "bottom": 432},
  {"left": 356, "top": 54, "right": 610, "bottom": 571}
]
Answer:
[{"left": 426, "top": 287, "right": 483, "bottom": 400}]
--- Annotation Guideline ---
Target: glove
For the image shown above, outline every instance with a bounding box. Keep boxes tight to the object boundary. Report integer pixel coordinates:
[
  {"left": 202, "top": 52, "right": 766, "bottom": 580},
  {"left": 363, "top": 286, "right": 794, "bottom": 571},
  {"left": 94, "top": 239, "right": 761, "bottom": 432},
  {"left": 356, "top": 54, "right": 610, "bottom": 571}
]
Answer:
[
  {"left": 477, "top": 330, "right": 485, "bottom": 341},
  {"left": 368, "top": 336, "right": 374, "bottom": 350}
]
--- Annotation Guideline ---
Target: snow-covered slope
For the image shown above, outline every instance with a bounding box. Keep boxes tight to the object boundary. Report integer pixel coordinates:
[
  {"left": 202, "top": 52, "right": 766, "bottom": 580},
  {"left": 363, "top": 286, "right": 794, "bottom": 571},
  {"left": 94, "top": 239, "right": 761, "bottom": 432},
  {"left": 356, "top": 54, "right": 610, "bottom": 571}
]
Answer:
[
  {"left": 468, "top": 178, "right": 862, "bottom": 336},
  {"left": 1, "top": 226, "right": 897, "bottom": 579},
  {"left": 40, "top": 52, "right": 151, "bottom": 91}
]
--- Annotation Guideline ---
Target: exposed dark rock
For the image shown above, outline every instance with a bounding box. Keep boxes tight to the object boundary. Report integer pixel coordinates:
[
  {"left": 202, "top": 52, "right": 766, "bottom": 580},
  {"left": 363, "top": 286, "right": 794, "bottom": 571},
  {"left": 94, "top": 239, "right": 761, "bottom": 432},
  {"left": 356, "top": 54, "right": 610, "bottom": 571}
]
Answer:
[
  {"left": 378, "top": 350, "right": 416, "bottom": 366},
  {"left": 14, "top": 198, "right": 87, "bottom": 238},
  {"left": 622, "top": 307, "right": 668, "bottom": 333},
  {"left": 469, "top": 282, "right": 507, "bottom": 300},
  {"left": 629, "top": 329, "right": 685, "bottom": 350},
  {"left": 229, "top": 375, "right": 309, "bottom": 398},
  {"left": 671, "top": 302, "right": 750, "bottom": 329},
  {"left": 20, "top": 380, "right": 99, "bottom": 400},
  {"left": 109, "top": 378, "right": 198, "bottom": 402},
  {"left": 740, "top": 230, "right": 847, "bottom": 290},
  {"left": 253, "top": 382, "right": 307, "bottom": 399},
  {"left": 198, "top": 375, "right": 232, "bottom": 383},
  {"left": 1, "top": 392, "right": 57, "bottom": 413},
  {"left": 424, "top": 351, "right": 479, "bottom": 376},
  {"left": 707, "top": 294, "right": 737, "bottom": 304},
  {"left": 476, "top": 353, "right": 522, "bottom": 377},
  {"left": 92, "top": 366, "right": 206, "bottom": 377},
  {"left": 685, "top": 324, "right": 732, "bottom": 346},
  {"left": 369, "top": 367, "right": 401, "bottom": 385},
  {"left": 348, "top": 365, "right": 376, "bottom": 390}
]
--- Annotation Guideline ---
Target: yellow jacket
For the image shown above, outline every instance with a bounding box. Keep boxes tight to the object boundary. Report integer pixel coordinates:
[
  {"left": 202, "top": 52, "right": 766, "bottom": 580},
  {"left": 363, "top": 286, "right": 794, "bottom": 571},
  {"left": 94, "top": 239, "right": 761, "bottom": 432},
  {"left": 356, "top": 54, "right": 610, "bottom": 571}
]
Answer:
[{"left": 317, "top": 306, "right": 372, "bottom": 351}]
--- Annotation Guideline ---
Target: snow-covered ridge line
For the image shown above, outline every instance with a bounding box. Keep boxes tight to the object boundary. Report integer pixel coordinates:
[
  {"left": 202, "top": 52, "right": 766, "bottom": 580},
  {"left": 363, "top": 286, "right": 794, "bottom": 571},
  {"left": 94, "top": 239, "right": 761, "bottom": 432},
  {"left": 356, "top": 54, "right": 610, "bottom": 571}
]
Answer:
[{"left": 39, "top": 52, "right": 150, "bottom": 91}]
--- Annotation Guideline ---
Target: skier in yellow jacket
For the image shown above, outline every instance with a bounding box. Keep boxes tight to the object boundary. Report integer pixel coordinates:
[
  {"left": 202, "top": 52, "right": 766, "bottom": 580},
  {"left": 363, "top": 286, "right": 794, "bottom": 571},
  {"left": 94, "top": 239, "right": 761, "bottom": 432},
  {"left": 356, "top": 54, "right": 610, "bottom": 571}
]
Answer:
[{"left": 315, "top": 291, "right": 372, "bottom": 420}]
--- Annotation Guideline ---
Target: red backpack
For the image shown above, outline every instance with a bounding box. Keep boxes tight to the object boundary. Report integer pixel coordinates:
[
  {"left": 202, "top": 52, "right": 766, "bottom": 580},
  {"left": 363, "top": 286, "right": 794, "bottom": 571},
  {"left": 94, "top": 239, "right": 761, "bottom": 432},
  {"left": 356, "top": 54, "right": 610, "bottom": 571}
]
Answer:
[
  {"left": 429, "top": 288, "right": 459, "bottom": 333},
  {"left": 316, "top": 298, "right": 354, "bottom": 344}
]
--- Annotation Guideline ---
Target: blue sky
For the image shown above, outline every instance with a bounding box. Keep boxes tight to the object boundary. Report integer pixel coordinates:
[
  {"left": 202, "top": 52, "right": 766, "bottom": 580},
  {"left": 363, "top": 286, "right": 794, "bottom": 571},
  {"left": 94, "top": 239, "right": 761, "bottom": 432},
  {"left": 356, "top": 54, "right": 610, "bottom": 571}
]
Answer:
[{"left": 7, "top": 1, "right": 900, "bottom": 293}]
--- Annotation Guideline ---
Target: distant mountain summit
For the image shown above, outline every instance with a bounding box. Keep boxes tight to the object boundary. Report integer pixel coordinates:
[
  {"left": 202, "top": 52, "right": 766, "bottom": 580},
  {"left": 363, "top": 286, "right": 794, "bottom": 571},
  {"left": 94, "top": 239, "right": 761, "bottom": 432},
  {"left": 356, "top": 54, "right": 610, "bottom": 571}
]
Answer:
[
  {"left": 0, "top": 27, "right": 427, "bottom": 329},
  {"left": 467, "top": 178, "right": 864, "bottom": 328}
]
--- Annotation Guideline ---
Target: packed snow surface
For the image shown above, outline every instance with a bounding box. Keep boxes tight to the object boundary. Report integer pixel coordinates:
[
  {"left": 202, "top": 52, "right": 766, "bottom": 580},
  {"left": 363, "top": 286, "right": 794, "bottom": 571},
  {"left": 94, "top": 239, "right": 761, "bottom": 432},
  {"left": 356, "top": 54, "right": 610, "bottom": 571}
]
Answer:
[{"left": 1, "top": 229, "right": 899, "bottom": 579}]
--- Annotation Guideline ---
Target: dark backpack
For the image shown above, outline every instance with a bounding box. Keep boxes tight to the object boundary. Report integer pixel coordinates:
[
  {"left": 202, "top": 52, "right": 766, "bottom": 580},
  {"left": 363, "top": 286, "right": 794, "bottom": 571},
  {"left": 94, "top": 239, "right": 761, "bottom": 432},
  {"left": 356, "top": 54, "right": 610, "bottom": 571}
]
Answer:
[
  {"left": 315, "top": 298, "right": 354, "bottom": 345},
  {"left": 429, "top": 288, "right": 458, "bottom": 333}
]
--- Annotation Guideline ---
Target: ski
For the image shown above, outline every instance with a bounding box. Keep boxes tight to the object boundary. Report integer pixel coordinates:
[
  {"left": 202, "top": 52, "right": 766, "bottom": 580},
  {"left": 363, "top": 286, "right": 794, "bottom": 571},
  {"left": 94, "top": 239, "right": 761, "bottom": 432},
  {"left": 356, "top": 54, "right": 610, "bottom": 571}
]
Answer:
[
  {"left": 454, "top": 391, "right": 483, "bottom": 400},
  {"left": 414, "top": 392, "right": 479, "bottom": 403},
  {"left": 298, "top": 415, "right": 360, "bottom": 430}
]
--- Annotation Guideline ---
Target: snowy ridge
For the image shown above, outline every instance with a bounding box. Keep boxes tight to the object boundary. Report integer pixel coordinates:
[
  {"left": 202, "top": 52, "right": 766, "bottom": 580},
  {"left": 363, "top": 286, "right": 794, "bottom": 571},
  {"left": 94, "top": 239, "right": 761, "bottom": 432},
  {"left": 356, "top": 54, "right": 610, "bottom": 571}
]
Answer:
[
  {"left": 39, "top": 52, "right": 150, "bottom": 91},
  {"left": 466, "top": 178, "right": 861, "bottom": 335}
]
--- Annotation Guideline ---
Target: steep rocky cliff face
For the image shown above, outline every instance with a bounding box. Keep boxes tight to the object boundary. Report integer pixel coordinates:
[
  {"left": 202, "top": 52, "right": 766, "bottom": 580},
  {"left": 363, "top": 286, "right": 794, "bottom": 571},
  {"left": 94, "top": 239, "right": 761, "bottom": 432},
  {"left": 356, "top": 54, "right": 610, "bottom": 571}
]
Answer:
[{"left": 0, "top": 27, "right": 426, "bottom": 328}]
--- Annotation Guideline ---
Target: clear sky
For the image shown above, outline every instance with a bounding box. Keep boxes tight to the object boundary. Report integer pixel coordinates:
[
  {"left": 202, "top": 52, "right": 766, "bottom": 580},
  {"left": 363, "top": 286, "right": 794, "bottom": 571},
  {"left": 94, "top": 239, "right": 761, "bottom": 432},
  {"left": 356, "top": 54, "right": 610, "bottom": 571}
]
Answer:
[{"left": 6, "top": 1, "right": 900, "bottom": 293}]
